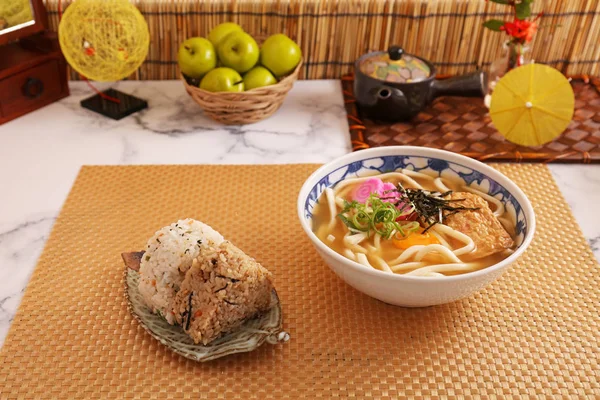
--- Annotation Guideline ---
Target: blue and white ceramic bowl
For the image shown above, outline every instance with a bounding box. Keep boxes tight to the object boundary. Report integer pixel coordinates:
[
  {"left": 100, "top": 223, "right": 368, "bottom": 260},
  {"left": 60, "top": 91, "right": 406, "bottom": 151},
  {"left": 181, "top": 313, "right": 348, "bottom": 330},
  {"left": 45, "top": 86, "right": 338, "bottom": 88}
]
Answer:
[{"left": 297, "top": 146, "right": 536, "bottom": 306}]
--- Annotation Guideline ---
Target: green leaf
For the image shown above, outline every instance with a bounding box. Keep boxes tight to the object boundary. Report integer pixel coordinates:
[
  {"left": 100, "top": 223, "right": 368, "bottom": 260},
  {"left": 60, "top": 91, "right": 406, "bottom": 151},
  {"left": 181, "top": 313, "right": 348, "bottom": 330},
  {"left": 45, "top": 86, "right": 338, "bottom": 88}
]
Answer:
[
  {"left": 488, "top": 0, "right": 510, "bottom": 4},
  {"left": 515, "top": 2, "right": 532, "bottom": 19},
  {"left": 483, "top": 19, "right": 506, "bottom": 31}
]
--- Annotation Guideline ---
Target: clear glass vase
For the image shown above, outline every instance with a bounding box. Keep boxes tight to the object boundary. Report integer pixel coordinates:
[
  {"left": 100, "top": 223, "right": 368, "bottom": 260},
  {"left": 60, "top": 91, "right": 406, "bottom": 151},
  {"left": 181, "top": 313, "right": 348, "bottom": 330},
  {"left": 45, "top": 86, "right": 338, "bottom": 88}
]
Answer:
[{"left": 485, "top": 42, "right": 531, "bottom": 108}]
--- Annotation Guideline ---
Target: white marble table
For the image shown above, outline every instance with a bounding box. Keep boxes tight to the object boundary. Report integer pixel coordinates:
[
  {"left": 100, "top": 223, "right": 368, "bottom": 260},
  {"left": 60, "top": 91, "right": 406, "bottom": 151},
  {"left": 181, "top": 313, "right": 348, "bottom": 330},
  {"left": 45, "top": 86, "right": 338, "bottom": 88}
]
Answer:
[{"left": 0, "top": 80, "right": 598, "bottom": 347}]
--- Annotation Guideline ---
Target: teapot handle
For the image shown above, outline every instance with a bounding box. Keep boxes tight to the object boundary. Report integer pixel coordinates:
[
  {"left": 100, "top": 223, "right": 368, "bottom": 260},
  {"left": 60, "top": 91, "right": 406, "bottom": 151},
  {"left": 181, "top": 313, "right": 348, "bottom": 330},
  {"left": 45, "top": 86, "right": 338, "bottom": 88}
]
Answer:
[{"left": 430, "top": 71, "right": 488, "bottom": 99}]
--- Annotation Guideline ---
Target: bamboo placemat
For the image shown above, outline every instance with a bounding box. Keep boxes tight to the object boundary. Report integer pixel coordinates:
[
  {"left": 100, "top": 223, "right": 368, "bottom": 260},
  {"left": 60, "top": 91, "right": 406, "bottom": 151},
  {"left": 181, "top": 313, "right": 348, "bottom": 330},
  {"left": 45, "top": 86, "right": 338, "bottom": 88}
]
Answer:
[
  {"left": 0, "top": 164, "right": 598, "bottom": 398},
  {"left": 344, "top": 75, "right": 600, "bottom": 163}
]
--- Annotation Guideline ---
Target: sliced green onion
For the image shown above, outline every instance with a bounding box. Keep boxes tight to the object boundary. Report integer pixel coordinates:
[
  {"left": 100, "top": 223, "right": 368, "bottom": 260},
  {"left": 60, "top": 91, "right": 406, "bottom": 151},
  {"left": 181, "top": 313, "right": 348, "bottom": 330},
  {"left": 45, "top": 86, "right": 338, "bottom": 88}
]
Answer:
[{"left": 338, "top": 193, "right": 413, "bottom": 240}]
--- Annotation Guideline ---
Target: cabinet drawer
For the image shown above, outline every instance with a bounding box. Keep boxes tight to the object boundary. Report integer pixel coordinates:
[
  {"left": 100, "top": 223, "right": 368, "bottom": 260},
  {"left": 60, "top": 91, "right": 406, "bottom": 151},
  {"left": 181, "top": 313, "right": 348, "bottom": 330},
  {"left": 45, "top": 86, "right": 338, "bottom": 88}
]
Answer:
[{"left": 0, "top": 60, "right": 63, "bottom": 116}]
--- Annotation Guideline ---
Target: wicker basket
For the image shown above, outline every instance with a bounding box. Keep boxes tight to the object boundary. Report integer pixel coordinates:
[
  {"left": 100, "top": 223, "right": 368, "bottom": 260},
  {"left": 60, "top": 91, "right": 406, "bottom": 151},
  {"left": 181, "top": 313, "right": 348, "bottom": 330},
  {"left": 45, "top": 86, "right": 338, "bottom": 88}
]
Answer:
[{"left": 182, "top": 61, "right": 302, "bottom": 125}]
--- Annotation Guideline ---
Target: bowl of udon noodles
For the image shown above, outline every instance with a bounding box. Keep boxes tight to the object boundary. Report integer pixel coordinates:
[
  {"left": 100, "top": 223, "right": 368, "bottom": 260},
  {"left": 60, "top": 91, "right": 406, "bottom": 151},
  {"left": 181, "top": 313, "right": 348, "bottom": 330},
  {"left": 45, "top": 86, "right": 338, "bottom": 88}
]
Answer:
[{"left": 297, "top": 146, "right": 535, "bottom": 306}]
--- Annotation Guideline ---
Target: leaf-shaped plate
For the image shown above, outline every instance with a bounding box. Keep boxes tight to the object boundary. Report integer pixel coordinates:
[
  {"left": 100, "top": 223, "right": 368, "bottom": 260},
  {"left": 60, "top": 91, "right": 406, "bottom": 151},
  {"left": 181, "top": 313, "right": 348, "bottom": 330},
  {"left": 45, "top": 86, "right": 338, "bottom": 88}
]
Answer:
[{"left": 124, "top": 268, "right": 287, "bottom": 362}]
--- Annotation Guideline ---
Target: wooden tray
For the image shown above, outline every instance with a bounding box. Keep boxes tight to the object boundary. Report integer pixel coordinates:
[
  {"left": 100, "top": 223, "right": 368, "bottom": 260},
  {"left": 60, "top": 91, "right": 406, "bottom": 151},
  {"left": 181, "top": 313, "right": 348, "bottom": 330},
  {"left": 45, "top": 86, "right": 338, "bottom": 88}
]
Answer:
[
  {"left": 343, "top": 75, "right": 600, "bottom": 163},
  {"left": 0, "top": 164, "right": 598, "bottom": 397}
]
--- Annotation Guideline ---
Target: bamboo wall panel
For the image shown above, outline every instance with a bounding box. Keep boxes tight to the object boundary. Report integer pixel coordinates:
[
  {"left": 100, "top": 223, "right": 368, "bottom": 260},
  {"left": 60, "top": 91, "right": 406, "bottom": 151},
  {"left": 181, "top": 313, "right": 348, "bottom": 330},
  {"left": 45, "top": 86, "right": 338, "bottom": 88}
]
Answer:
[{"left": 44, "top": 0, "right": 600, "bottom": 80}]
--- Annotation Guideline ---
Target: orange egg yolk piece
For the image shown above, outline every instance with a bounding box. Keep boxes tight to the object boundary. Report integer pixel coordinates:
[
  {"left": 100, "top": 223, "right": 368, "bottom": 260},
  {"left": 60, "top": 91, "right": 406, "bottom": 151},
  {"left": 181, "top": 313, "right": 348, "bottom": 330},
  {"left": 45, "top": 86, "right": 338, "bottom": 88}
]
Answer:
[{"left": 392, "top": 228, "right": 440, "bottom": 249}]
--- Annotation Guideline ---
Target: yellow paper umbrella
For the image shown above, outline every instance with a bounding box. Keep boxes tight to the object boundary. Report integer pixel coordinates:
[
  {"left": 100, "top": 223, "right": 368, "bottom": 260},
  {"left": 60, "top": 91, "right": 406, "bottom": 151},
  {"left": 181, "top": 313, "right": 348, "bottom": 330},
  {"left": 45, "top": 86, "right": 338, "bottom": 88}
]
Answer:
[{"left": 490, "top": 64, "right": 575, "bottom": 147}]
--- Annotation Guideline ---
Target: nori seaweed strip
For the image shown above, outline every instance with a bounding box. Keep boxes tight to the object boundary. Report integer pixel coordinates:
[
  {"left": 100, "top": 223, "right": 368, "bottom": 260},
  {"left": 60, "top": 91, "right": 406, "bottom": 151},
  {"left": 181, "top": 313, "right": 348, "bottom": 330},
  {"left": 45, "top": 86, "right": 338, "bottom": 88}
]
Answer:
[
  {"left": 180, "top": 311, "right": 188, "bottom": 327},
  {"left": 214, "top": 283, "right": 228, "bottom": 293},
  {"left": 397, "top": 184, "right": 480, "bottom": 232},
  {"left": 223, "top": 299, "right": 238, "bottom": 306},
  {"left": 216, "top": 274, "right": 240, "bottom": 283},
  {"left": 185, "top": 292, "right": 194, "bottom": 330}
]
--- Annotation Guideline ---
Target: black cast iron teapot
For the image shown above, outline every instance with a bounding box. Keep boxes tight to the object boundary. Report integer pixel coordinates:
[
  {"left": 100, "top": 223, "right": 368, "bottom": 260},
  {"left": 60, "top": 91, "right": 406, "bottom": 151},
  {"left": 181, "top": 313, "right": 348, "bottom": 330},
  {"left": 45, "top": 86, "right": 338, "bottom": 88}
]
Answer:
[{"left": 354, "top": 46, "right": 487, "bottom": 121}]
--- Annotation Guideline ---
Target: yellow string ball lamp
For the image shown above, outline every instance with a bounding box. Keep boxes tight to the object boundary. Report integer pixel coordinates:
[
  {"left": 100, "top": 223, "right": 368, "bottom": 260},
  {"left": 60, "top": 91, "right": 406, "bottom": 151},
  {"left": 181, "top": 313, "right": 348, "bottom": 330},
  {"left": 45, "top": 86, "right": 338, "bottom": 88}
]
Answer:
[{"left": 58, "top": 0, "right": 150, "bottom": 82}]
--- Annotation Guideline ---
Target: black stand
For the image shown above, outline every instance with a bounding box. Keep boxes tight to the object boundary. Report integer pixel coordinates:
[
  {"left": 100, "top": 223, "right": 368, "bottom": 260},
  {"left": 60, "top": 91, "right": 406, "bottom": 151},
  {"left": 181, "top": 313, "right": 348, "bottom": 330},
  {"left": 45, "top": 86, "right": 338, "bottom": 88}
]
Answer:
[{"left": 80, "top": 89, "right": 148, "bottom": 120}]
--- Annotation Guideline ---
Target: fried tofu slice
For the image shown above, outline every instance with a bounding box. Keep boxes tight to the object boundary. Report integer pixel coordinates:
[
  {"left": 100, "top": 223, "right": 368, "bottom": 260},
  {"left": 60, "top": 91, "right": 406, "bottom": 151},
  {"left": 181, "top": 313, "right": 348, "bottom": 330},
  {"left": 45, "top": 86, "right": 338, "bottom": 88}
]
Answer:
[{"left": 444, "top": 192, "right": 514, "bottom": 258}]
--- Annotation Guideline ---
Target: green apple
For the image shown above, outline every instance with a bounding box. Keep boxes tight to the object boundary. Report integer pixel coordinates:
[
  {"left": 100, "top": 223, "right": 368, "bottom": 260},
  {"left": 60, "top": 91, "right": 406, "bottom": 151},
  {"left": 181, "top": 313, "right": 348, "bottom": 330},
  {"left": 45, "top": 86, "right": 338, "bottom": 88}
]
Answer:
[
  {"left": 178, "top": 37, "right": 217, "bottom": 79},
  {"left": 208, "top": 22, "right": 244, "bottom": 48},
  {"left": 243, "top": 66, "right": 277, "bottom": 90},
  {"left": 200, "top": 67, "right": 244, "bottom": 92},
  {"left": 260, "top": 34, "right": 302, "bottom": 77},
  {"left": 217, "top": 31, "right": 259, "bottom": 74}
]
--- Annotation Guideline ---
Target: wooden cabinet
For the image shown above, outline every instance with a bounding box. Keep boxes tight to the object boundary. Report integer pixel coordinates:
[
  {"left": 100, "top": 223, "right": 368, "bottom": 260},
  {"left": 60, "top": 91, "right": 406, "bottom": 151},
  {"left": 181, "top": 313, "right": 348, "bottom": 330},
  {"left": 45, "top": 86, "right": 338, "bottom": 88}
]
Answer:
[
  {"left": 0, "top": 59, "right": 68, "bottom": 122},
  {"left": 0, "top": 0, "right": 69, "bottom": 125}
]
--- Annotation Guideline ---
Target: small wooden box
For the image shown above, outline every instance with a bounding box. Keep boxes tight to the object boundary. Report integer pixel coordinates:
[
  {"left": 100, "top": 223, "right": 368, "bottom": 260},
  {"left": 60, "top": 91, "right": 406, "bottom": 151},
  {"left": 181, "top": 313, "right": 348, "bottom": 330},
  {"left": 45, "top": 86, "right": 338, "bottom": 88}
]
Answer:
[{"left": 0, "top": 0, "right": 69, "bottom": 125}]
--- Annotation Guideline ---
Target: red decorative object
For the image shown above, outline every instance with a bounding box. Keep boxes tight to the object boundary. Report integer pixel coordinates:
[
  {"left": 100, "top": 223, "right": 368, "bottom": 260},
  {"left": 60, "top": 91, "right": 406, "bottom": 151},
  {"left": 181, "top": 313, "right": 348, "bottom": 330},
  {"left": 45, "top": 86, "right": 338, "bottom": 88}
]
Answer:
[{"left": 500, "top": 17, "right": 539, "bottom": 44}]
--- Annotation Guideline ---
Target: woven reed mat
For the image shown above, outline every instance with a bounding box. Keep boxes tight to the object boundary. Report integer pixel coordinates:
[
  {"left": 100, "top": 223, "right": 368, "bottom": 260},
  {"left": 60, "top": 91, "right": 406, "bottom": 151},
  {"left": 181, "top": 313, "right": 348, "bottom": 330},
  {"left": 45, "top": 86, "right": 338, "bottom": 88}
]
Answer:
[
  {"left": 0, "top": 164, "right": 598, "bottom": 398},
  {"left": 343, "top": 76, "right": 600, "bottom": 163}
]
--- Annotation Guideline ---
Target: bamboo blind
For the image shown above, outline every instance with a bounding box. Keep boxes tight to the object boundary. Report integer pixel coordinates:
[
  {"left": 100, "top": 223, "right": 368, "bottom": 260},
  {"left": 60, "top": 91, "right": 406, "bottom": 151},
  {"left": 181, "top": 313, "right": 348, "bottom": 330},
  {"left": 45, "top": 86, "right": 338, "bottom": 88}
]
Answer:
[{"left": 44, "top": 0, "right": 600, "bottom": 80}]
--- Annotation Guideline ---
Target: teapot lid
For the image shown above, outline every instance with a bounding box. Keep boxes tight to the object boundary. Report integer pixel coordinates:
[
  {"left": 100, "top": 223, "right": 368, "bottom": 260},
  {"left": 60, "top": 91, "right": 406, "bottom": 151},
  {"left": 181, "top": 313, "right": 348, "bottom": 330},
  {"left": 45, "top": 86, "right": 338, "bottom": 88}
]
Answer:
[{"left": 359, "top": 46, "right": 432, "bottom": 83}]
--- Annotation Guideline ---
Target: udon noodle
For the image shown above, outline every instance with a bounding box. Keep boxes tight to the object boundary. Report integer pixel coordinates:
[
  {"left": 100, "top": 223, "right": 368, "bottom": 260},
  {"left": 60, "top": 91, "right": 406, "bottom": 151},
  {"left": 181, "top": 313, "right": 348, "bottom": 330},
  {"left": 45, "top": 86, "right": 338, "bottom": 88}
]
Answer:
[{"left": 312, "top": 169, "right": 516, "bottom": 277}]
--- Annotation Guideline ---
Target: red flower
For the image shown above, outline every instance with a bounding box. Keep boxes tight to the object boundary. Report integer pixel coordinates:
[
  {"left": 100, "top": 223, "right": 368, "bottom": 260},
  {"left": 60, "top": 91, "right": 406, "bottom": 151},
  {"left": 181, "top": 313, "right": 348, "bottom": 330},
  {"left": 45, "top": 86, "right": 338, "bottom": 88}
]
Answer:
[{"left": 501, "top": 16, "right": 541, "bottom": 43}]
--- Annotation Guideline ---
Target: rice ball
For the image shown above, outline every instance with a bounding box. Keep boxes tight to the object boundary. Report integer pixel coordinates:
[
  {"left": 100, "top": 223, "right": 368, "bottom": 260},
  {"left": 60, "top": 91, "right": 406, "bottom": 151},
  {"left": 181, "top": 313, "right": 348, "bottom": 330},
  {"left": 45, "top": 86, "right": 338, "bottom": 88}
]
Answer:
[{"left": 138, "top": 218, "right": 224, "bottom": 324}]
